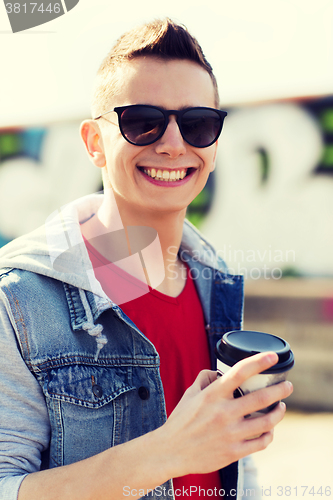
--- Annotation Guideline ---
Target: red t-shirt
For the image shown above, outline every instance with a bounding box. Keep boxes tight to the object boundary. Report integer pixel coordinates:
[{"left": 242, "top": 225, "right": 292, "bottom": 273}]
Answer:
[{"left": 84, "top": 238, "right": 223, "bottom": 499}]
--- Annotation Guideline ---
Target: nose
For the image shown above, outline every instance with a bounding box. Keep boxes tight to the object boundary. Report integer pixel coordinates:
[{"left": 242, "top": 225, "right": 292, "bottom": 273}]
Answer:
[{"left": 154, "top": 116, "right": 186, "bottom": 157}]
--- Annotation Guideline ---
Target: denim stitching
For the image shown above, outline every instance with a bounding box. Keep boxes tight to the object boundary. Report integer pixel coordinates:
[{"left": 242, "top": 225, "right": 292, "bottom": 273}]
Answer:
[{"left": 1, "top": 277, "right": 31, "bottom": 367}]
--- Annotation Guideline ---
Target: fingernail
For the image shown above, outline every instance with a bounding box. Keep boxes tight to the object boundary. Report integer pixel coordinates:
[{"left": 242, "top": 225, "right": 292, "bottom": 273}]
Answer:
[
  {"left": 266, "top": 352, "right": 278, "bottom": 363},
  {"left": 280, "top": 401, "right": 286, "bottom": 410}
]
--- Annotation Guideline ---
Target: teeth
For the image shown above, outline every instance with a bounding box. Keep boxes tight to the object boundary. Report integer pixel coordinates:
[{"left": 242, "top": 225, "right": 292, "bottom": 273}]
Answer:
[{"left": 141, "top": 168, "right": 188, "bottom": 181}]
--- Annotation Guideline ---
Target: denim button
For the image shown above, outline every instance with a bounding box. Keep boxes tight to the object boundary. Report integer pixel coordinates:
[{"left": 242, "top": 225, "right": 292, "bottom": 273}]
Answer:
[
  {"left": 138, "top": 386, "right": 150, "bottom": 400},
  {"left": 92, "top": 384, "right": 103, "bottom": 398}
]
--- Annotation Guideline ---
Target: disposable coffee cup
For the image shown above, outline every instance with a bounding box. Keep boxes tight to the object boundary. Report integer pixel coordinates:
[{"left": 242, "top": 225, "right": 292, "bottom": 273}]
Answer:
[{"left": 215, "top": 330, "right": 294, "bottom": 419}]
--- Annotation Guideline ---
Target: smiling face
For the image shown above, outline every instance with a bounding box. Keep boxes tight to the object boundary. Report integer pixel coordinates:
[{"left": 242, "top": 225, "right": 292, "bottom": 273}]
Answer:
[{"left": 92, "top": 57, "right": 218, "bottom": 220}]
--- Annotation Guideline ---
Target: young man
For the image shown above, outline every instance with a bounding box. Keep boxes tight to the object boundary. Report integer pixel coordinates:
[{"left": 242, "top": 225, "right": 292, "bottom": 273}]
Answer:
[{"left": 0, "top": 19, "right": 292, "bottom": 500}]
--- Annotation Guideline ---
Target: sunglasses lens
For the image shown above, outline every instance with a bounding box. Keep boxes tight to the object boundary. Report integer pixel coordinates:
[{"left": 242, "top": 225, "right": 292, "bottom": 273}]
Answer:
[
  {"left": 120, "top": 106, "right": 165, "bottom": 145},
  {"left": 181, "top": 109, "right": 222, "bottom": 147}
]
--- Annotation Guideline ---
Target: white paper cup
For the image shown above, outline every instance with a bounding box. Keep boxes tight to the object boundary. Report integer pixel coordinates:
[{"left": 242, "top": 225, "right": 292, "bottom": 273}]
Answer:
[{"left": 215, "top": 330, "right": 294, "bottom": 420}]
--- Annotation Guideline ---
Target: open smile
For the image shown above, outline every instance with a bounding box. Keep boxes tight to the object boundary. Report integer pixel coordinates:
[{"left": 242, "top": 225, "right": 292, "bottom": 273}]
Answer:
[{"left": 137, "top": 167, "right": 196, "bottom": 186}]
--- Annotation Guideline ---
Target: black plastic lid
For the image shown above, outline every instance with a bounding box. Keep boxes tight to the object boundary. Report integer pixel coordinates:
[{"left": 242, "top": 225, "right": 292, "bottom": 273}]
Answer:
[{"left": 215, "top": 330, "right": 294, "bottom": 374}]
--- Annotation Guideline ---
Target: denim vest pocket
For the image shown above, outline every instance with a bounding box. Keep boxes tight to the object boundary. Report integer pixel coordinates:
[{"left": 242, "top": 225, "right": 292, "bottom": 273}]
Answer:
[
  {"left": 46, "top": 364, "right": 134, "bottom": 408},
  {"left": 43, "top": 364, "right": 136, "bottom": 467}
]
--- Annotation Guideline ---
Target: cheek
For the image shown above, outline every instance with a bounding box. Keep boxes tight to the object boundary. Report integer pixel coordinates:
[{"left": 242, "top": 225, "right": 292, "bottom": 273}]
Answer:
[
  {"left": 202, "top": 149, "right": 217, "bottom": 173},
  {"left": 103, "top": 140, "right": 126, "bottom": 174},
  {"left": 104, "top": 141, "right": 141, "bottom": 185},
  {"left": 209, "top": 143, "right": 218, "bottom": 172},
  {"left": 209, "top": 158, "right": 216, "bottom": 173}
]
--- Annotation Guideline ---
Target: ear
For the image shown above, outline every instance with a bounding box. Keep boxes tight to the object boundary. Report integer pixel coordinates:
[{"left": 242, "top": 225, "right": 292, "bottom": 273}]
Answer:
[
  {"left": 80, "top": 120, "right": 106, "bottom": 168},
  {"left": 209, "top": 140, "right": 218, "bottom": 173}
]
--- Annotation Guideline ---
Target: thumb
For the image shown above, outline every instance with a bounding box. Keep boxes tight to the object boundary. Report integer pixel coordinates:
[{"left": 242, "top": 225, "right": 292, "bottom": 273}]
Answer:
[
  {"left": 175, "top": 370, "right": 217, "bottom": 408},
  {"left": 193, "top": 369, "right": 218, "bottom": 391}
]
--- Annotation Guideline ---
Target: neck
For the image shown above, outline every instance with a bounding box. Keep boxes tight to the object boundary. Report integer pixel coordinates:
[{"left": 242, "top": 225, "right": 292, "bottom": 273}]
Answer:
[{"left": 81, "top": 190, "right": 188, "bottom": 297}]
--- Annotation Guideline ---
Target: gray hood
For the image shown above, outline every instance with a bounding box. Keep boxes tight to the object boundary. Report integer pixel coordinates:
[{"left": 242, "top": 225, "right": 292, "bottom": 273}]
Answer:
[
  {"left": 0, "top": 192, "right": 227, "bottom": 359},
  {"left": 0, "top": 192, "right": 226, "bottom": 299}
]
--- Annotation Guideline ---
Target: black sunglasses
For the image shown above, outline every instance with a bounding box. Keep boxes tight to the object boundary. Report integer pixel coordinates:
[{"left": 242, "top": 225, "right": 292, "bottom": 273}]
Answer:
[{"left": 94, "top": 104, "right": 227, "bottom": 148}]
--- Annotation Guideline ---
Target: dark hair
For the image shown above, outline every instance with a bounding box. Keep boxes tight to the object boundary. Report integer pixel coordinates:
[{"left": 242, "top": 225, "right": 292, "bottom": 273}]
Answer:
[{"left": 91, "top": 18, "right": 219, "bottom": 116}]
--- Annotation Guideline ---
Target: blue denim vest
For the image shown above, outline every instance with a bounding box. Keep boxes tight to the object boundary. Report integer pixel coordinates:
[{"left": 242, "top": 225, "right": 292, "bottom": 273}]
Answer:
[
  {"left": 0, "top": 261, "right": 243, "bottom": 499},
  {"left": 0, "top": 197, "right": 244, "bottom": 499}
]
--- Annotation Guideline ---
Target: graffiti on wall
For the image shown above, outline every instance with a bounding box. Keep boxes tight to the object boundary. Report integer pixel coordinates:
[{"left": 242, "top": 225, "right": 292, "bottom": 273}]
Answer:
[
  {"left": 202, "top": 96, "right": 333, "bottom": 277},
  {"left": 0, "top": 122, "right": 102, "bottom": 247}
]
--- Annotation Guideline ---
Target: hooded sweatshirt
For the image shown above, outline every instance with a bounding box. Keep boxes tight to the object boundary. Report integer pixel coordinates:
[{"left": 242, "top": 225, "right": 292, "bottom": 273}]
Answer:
[{"left": 0, "top": 193, "right": 259, "bottom": 500}]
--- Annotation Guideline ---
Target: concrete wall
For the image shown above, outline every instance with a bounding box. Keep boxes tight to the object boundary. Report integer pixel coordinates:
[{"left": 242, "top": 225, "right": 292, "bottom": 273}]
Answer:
[{"left": 243, "top": 279, "right": 333, "bottom": 411}]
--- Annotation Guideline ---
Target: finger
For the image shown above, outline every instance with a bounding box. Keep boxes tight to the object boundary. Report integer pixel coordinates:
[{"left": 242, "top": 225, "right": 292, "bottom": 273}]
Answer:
[
  {"left": 182, "top": 370, "right": 217, "bottom": 401},
  {"left": 194, "top": 370, "right": 218, "bottom": 391},
  {"left": 172, "top": 369, "right": 217, "bottom": 411},
  {"left": 241, "top": 401, "right": 287, "bottom": 440},
  {"left": 213, "top": 352, "right": 279, "bottom": 397},
  {"left": 239, "top": 428, "right": 275, "bottom": 457},
  {"left": 222, "top": 428, "right": 276, "bottom": 465},
  {"left": 237, "top": 380, "right": 293, "bottom": 418}
]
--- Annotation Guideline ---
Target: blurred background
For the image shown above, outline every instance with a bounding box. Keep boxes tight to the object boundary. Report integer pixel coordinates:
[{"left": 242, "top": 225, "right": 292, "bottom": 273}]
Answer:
[{"left": 1, "top": 0, "right": 332, "bottom": 497}]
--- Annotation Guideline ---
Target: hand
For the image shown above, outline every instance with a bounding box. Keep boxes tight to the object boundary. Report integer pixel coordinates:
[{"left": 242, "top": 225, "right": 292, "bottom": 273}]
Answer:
[{"left": 158, "top": 352, "right": 293, "bottom": 478}]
